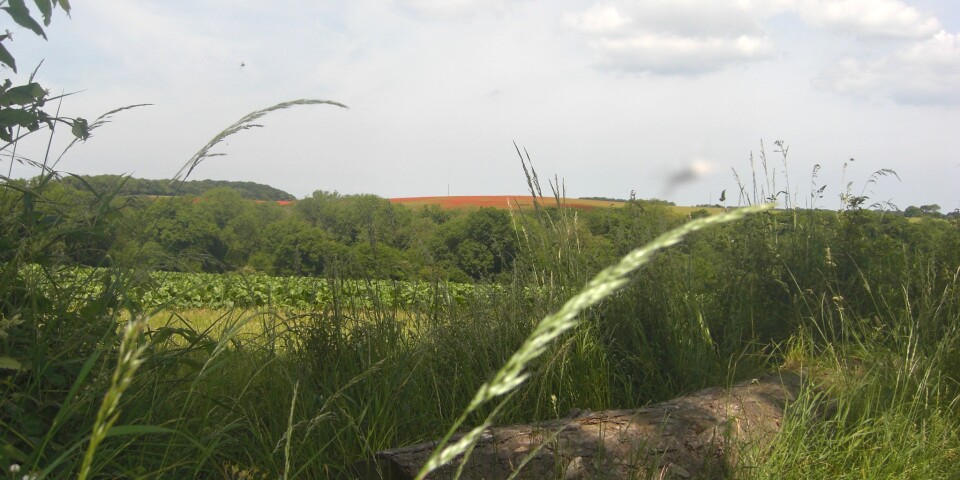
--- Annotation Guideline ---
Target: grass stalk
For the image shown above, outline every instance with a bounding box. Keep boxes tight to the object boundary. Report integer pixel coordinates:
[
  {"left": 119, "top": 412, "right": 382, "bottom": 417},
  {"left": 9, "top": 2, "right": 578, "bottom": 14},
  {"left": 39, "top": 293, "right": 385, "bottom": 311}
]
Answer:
[{"left": 77, "top": 315, "right": 149, "bottom": 480}]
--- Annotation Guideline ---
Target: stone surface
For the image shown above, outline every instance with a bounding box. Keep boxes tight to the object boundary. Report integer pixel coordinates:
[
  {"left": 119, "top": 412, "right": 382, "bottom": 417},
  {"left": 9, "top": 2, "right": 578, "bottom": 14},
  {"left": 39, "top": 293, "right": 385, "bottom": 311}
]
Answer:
[{"left": 347, "top": 371, "right": 803, "bottom": 480}]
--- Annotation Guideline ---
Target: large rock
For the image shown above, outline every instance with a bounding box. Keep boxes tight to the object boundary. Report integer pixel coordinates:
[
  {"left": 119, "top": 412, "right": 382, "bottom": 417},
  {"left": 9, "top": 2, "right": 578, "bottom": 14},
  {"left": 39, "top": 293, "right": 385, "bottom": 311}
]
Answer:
[{"left": 348, "top": 371, "right": 804, "bottom": 479}]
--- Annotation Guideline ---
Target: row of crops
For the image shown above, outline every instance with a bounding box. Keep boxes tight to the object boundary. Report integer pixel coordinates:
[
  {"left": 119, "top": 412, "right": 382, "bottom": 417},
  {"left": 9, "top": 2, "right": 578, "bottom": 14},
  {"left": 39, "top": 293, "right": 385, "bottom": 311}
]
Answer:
[{"left": 22, "top": 266, "right": 548, "bottom": 311}]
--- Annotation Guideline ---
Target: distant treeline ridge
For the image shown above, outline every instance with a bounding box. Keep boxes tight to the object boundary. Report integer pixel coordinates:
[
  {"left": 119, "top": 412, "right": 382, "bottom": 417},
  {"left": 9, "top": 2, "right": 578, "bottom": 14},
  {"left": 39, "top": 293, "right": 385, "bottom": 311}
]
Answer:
[{"left": 59, "top": 174, "right": 296, "bottom": 201}]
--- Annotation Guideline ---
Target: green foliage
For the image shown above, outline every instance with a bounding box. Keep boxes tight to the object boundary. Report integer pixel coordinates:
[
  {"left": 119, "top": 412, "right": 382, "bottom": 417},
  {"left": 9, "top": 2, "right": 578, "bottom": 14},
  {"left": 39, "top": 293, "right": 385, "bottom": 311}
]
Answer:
[
  {"left": 78, "top": 184, "right": 527, "bottom": 281},
  {"left": 903, "top": 203, "right": 944, "bottom": 219},
  {"left": 432, "top": 208, "right": 518, "bottom": 280},
  {"left": 296, "top": 191, "right": 409, "bottom": 247},
  {"left": 0, "top": 178, "right": 128, "bottom": 477},
  {"left": 26, "top": 266, "right": 513, "bottom": 311}
]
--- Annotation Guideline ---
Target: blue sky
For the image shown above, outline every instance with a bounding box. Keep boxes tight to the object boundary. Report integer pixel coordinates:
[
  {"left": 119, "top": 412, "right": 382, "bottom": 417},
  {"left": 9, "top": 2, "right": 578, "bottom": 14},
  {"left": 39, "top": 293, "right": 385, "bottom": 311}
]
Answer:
[{"left": 6, "top": 0, "right": 960, "bottom": 210}]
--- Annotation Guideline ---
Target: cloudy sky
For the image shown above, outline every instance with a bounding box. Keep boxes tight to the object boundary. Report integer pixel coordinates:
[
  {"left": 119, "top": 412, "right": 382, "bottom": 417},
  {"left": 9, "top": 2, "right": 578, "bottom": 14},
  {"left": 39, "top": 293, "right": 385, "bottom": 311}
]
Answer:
[{"left": 7, "top": 0, "right": 960, "bottom": 209}]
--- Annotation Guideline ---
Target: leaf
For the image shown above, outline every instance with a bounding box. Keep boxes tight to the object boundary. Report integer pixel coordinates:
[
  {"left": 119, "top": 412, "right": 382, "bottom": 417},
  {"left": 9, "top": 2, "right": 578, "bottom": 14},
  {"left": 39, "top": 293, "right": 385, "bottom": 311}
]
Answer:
[
  {"left": 106, "top": 425, "right": 176, "bottom": 437},
  {"left": 0, "top": 107, "right": 36, "bottom": 128},
  {"left": 50, "top": 338, "right": 107, "bottom": 431},
  {"left": 2, "top": 443, "right": 29, "bottom": 463},
  {"left": 71, "top": 116, "right": 89, "bottom": 139},
  {"left": 41, "top": 426, "right": 178, "bottom": 479},
  {"left": 3, "top": 0, "right": 47, "bottom": 39},
  {"left": 57, "top": 0, "right": 70, "bottom": 14},
  {"left": 0, "top": 356, "right": 23, "bottom": 371},
  {"left": 0, "top": 82, "right": 46, "bottom": 106},
  {"left": 0, "top": 41, "right": 17, "bottom": 72},
  {"left": 34, "top": 0, "right": 53, "bottom": 26}
]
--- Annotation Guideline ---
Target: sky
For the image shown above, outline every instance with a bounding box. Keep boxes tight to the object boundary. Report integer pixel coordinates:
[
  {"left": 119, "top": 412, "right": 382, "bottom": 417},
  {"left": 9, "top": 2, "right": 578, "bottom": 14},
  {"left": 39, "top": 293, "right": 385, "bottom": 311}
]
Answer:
[{"left": 6, "top": 0, "right": 960, "bottom": 210}]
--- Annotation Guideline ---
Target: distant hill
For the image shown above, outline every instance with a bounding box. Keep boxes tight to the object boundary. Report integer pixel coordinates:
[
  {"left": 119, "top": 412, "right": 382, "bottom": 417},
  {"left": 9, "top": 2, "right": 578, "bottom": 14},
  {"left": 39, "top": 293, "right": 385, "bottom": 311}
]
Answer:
[{"left": 60, "top": 175, "right": 296, "bottom": 201}]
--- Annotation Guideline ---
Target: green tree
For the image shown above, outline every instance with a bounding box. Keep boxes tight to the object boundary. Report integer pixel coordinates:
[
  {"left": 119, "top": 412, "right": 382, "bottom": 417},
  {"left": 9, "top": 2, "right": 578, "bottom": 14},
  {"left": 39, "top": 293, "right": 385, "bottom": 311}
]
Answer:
[
  {"left": 296, "top": 191, "right": 412, "bottom": 249},
  {"left": 140, "top": 197, "right": 225, "bottom": 271},
  {"left": 904, "top": 204, "right": 944, "bottom": 219},
  {"left": 222, "top": 201, "right": 286, "bottom": 269},
  {"left": 920, "top": 204, "right": 942, "bottom": 217},
  {"left": 201, "top": 187, "right": 245, "bottom": 229},
  {"left": 266, "top": 218, "right": 343, "bottom": 276},
  {"left": 432, "top": 208, "right": 518, "bottom": 280}
]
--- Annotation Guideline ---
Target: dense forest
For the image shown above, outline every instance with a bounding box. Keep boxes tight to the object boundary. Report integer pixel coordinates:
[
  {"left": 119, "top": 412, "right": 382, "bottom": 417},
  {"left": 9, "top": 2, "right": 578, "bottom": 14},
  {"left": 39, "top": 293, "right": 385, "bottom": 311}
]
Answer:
[{"left": 28, "top": 176, "right": 590, "bottom": 281}]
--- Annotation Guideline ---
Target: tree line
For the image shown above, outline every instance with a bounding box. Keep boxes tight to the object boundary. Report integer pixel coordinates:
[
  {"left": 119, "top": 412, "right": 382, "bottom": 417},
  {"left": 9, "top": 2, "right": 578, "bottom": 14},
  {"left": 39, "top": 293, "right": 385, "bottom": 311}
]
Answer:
[
  {"left": 19, "top": 175, "right": 681, "bottom": 282},
  {"left": 19, "top": 174, "right": 960, "bottom": 288}
]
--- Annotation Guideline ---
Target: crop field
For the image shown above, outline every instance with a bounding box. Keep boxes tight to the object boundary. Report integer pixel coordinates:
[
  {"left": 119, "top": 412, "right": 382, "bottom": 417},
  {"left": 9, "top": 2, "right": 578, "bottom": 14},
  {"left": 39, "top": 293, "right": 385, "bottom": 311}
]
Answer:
[{"left": 32, "top": 266, "right": 516, "bottom": 312}]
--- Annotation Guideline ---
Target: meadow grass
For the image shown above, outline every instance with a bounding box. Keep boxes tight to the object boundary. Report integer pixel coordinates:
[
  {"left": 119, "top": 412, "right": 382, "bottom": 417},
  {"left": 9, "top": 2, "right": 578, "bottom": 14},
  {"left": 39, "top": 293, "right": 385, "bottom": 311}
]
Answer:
[{"left": 740, "top": 267, "right": 960, "bottom": 479}]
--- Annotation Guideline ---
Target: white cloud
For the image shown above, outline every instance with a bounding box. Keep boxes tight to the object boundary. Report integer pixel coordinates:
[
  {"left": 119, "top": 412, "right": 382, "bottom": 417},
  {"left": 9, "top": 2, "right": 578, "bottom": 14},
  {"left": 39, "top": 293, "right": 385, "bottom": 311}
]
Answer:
[
  {"left": 396, "top": 0, "right": 509, "bottom": 19},
  {"left": 813, "top": 31, "right": 960, "bottom": 105},
  {"left": 567, "top": 1, "right": 766, "bottom": 38},
  {"left": 565, "top": 2, "right": 774, "bottom": 75},
  {"left": 565, "top": 0, "right": 946, "bottom": 76},
  {"left": 594, "top": 33, "right": 774, "bottom": 75},
  {"left": 563, "top": 5, "right": 629, "bottom": 34},
  {"left": 790, "top": 0, "right": 941, "bottom": 38}
]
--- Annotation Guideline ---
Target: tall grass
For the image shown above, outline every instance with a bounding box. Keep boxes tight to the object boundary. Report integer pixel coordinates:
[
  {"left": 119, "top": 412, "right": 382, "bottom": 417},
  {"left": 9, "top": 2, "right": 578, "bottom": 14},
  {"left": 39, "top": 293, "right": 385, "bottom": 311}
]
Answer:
[
  {"left": 741, "top": 264, "right": 960, "bottom": 479},
  {"left": 723, "top": 142, "right": 960, "bottom": 478},
  {"left": 414, "top": 200, "right": 772, "bottom": 478}
]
